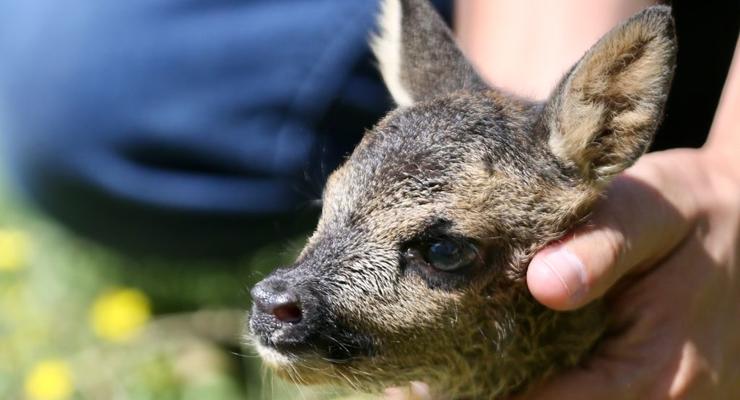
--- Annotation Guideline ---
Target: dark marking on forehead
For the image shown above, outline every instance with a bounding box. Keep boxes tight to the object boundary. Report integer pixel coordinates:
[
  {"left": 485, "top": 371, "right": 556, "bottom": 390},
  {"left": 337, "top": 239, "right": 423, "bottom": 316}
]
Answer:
[
  {"left": 347, "top": 93, "right": 536, "bottom": 183},
  {"left": 315, "top": 90, "right": 572, "bottom": 244}
]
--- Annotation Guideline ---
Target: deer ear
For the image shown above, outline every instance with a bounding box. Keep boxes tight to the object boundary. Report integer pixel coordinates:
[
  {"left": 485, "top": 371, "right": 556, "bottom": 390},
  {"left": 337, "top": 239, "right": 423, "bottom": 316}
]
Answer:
[
  {"left": 545, "top": 6, "right": 676, "bottom": 184},
  {"left": 371, "top": 0, "right": 487, "bottom": 107}
]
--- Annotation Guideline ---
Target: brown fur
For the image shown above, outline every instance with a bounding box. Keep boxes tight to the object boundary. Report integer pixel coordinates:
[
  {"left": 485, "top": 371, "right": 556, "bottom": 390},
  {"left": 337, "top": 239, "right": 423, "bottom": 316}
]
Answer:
[
  {"left": 248, "top": 1, "right": 676, "bottom": 398},
  {"left": 546, "top": 7, "right": 676, "bottom": 183}
]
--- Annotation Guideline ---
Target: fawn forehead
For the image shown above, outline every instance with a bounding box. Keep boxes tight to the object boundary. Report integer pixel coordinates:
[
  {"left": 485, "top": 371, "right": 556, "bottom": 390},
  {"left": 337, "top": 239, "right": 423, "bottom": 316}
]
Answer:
[{"left": 319, "top": 93, "right": 554, "bottom": 244}]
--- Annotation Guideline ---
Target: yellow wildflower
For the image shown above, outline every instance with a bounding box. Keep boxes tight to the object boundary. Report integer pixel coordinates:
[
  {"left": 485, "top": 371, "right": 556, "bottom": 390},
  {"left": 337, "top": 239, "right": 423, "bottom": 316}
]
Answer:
[
  {"left": 91, "top": 288, "right": 151, "bottom": 342},
  {"left": 0, "top": 229, "right": 29, "bottom": 270},
  {"left": 24, "top": 359, "right": 74, "bottom": 400}
]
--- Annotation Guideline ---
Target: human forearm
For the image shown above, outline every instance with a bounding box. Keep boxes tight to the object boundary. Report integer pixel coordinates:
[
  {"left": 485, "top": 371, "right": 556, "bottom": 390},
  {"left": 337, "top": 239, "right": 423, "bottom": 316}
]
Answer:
[
  {"left": 455, "top": 0, "right": 656, "bottom": 100},
  {"left": 705, "top": 36, "right": 740, "bottom": 174}
]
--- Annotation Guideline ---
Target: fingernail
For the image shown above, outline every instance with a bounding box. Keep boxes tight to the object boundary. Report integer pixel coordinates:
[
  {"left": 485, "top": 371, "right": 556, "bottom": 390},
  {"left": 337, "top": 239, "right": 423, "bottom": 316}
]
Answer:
[
  {"left": 531, "top": 246, "right": 587, "bottom": 304},
  {"left": 409, "top": 382, "right": 431, "bottom": 400}
]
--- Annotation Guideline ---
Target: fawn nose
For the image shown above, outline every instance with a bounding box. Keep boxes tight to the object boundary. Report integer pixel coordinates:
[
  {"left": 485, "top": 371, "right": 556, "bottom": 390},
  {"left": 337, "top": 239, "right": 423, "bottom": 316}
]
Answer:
[
  {"left": 250, "top": 278, "right": 303, "bottom": 323},
  {"left": 248, "top": 268, "right": 373, "bottom": 362}
]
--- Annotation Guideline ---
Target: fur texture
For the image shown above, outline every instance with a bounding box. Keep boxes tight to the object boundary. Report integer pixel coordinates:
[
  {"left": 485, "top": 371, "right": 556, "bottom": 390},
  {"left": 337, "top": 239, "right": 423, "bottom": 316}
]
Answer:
[{"left": 248, "top": 1, "right": 677, "bottom": 399}]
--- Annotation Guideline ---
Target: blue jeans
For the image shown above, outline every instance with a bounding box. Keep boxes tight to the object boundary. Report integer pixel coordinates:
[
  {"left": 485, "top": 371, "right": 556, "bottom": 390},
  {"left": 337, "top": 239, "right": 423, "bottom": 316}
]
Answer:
[{"left": 0, "top": 0, "right": 401, "bottom": 257}]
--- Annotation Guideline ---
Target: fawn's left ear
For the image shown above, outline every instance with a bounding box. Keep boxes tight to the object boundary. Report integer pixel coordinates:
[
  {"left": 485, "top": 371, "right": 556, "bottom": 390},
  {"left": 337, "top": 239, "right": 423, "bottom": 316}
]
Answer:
[
  {"left": 544, "top": 6, "right": 677, "bottom": 184},
  {"left": 372, "top": 0, "right": 488, "bottom": 107}
]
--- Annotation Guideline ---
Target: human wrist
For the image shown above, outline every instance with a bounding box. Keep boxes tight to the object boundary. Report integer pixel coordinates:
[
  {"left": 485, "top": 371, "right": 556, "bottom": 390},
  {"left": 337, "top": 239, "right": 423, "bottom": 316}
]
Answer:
[{"left": 699, "top": 145, "right": 740, "bottom": 185}]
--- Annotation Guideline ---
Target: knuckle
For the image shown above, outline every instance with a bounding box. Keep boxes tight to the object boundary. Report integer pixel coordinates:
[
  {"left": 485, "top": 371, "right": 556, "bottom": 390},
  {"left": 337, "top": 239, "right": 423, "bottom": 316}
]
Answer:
[{"left": 597, "top": 219, "right": 629, "bottom": 275}]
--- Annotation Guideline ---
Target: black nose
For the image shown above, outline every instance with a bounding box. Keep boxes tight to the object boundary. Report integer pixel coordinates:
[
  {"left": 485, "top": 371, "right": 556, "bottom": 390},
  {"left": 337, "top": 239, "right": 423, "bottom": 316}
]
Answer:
[
  {"left": 250, "top": 278, "right": 303, "bottom": 323},
  {"left": 248, "top": 271, "right": 374, "bottom": 362}
]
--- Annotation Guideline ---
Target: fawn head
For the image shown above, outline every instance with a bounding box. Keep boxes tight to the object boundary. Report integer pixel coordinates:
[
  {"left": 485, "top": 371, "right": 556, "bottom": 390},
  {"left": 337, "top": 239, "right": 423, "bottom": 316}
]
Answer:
[{"left": 249, "top": 0, "right": 675, "bottom": 397}]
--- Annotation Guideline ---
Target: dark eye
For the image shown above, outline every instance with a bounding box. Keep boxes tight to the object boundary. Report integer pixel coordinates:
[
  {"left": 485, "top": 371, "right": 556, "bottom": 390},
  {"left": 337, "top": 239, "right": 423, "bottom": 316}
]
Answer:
[{"left": 424, "top": 238, "right": 477, "bottom": 272}]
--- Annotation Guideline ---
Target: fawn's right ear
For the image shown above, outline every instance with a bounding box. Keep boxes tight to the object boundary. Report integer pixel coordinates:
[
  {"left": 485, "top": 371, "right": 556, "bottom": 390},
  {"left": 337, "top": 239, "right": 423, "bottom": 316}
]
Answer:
[
  {"left": 544, "top": 6, "right": 677, "bottom": 184},
  {"left": 372, "top": 0, "right": 487, "bottom": 107}
]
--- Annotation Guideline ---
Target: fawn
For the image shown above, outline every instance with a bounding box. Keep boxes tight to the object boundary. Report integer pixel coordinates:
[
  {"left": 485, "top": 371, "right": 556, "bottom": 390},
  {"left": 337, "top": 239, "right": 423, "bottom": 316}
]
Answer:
[{"left": 249, "top": 0, "right": 676, "bottom": 398}]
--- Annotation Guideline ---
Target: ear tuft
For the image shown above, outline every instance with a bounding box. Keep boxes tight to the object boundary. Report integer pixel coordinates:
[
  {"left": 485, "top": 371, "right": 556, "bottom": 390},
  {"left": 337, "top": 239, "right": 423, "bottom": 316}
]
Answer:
[
  {"left": 546, "top": 6, "right": 676, "bottom": 183},
  {"left": 371, "top": 0, "right": 488, "bottom": 107}
]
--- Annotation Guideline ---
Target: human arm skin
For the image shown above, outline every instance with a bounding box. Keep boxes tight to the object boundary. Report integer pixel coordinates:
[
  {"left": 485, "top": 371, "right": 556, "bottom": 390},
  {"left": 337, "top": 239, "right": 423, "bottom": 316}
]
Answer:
[{"left": 455, "top": 0, "right": 656, "bottom": 101}]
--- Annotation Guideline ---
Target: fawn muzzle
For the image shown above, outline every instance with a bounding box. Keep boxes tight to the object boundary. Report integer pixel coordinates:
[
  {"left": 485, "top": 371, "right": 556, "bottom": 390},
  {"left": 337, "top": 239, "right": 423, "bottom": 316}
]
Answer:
[{"left": 249, "top": 266, "right": 375, "bottom": 363}]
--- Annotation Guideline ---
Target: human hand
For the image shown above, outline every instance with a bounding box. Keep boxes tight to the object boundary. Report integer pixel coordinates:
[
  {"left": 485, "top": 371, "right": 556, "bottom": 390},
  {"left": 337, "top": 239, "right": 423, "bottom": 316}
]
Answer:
[{"left": 522, "top": 148, "right": 740, "bottom": 399}]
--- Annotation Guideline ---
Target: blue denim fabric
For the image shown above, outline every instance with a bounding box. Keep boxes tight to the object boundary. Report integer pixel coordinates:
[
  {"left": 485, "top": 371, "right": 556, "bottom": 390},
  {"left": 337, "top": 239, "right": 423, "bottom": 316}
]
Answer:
[{"left": 0, "top": 0, "right": 399, "bottom": 256}]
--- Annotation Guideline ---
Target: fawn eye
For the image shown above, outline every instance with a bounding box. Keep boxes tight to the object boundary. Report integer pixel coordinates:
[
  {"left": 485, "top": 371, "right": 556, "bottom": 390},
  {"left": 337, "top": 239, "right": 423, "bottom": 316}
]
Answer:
[{"left": 424, "top": 238, "right": 477, "bottom": 272}]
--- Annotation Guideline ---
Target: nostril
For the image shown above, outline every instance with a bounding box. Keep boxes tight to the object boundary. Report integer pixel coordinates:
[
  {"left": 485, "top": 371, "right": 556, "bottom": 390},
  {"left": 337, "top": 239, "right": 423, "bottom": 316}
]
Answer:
[
  {"left": 273, "top": 302, "right": 302, "bottom": 323},
  {"left": 251, "top": 279, "right": 304, "bottom": 323}
]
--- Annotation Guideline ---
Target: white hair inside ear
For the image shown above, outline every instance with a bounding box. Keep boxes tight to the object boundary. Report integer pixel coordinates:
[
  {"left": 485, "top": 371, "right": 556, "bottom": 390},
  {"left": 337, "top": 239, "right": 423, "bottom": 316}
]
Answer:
[{"left": 371, "top": 0, "right": 414, "bottom": 107}]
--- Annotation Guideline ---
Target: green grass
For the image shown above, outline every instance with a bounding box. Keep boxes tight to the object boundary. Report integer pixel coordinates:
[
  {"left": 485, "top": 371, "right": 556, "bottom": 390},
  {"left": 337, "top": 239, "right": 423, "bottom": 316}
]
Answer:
[{"left": 0, "top": 178, "right": 371, "bottom": 400}]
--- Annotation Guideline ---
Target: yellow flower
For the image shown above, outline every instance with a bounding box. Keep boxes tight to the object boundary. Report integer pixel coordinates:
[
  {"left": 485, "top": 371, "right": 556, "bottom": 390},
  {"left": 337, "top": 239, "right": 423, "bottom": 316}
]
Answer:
[
  {"left": 0, "top": 229, "right": 29, "bottom": 270},
  {"left": 24, "top": 359, "right": 74, "bottom": 400},
  {"left": 90, "top": 288, "right": 151, "bottom": 342}
]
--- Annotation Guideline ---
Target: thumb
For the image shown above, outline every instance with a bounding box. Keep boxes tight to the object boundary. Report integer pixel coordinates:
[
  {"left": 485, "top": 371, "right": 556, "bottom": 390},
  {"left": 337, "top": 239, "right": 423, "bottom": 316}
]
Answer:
[{"left": 527, "top": 160, "right": 697, "bottom": 311}]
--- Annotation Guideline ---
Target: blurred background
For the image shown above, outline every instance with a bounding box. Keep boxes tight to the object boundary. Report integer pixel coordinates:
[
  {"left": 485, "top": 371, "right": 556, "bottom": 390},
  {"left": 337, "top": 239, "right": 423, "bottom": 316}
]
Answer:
[
  {"left": 0, "top": 0, "right": 425, "bottom": 398},
  {"left": 0, "top": 0, "right": 736, "bottom": 399},
  {"left": 0, "top": 179, "right": 313, "bottom": 400}
]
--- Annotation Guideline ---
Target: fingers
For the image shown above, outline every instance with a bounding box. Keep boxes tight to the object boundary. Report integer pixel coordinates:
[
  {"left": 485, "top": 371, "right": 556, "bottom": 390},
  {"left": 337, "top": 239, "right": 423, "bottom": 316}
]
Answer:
[
  {"left": 527, "top": 155, "right": 700, "bottom": 310},
  {"left": 384, "top": 382, "right": 431, "bottom": 400}
]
